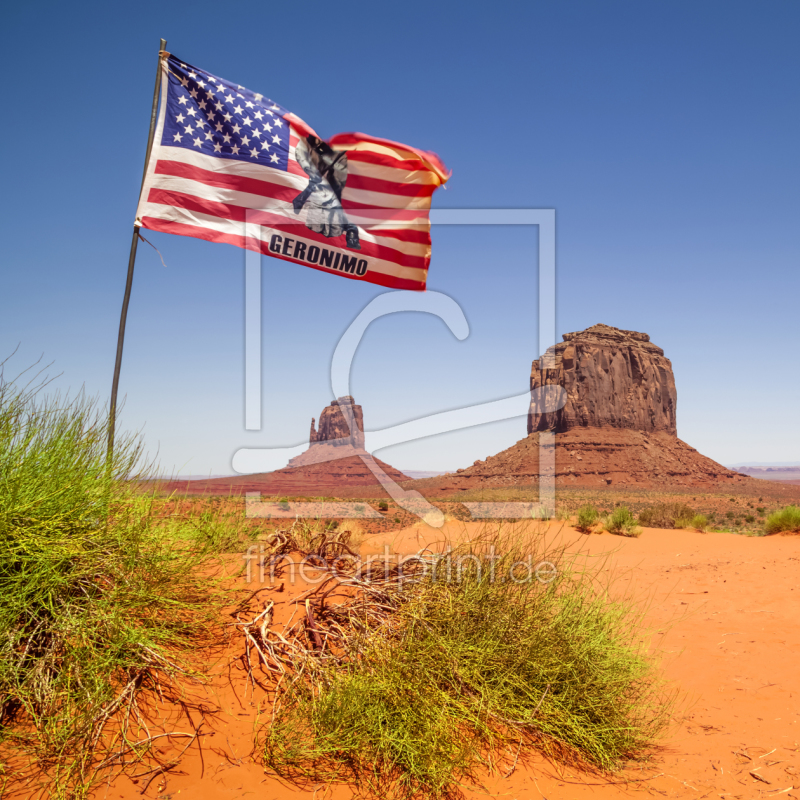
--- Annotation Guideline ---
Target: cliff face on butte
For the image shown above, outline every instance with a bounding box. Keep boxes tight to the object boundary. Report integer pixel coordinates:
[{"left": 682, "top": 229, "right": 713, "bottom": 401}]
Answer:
[
  {"left": 528, "top": 324, "right": 677, "bottom": 435},
  {"left": 169, "top": 396, "right": 407, "bottom": 496},
  {"left": 309, "top": 396, "right": 366, "bottom": 449},
  {"left": 416, "top": 323, "right": 746, "bottom": 492}
]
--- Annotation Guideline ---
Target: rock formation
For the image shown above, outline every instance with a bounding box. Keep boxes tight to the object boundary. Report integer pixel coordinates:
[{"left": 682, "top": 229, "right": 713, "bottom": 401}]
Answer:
[
  {"left": 309, "top": 396, "right": 365, "bottom": 449},
  {"left": 414, "top": 322, "right": 746, "bottom": 492},
  {"left": 529, "top": 324, "right": 677, "bottom": 435},
  {"left": 167, "top": 395, "right": 408, "bottom": 496}
]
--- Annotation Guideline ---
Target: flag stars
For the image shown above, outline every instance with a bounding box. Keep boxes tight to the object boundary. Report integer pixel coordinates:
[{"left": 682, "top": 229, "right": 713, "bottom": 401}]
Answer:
[
  {"left": 263, "top": 122, "right": 272, "bottom": 132},
  {"left": 254, "top": 111, "right": 263, "bottom": 120},
  {"left": 173, "top": 132, "right": 182, "bottom": 142},
  {"left": 223, "top": 133, "right": 232, "bottom": 143},
  {"left": 260, "top": 140, "right": 271, "bottom": 150},
  {"left": 190, "top": 88, "right": 199, "bottom": 99},
  {"left": 197, "top": 78, "right": 206, "bottom": 88},
  {"left": 176, "top": 113, "right": 185, "bottom": 123},
  {"left": 269, "top": 153, "right": 279, "bottom": 163},
  {"left": 271, "top": 134, "right": 280, "bottom": 144},
  {"left": 213, "top": 142, "right": 222, "bottom": 153},
  {"left": 225, "top": 93, "right": 234, "bottom": 103},
  {"left": 232, "top": 123, "right": 241, "bottom": 134},
  {"left": 188, "top": 71, "right": 197, "bottom": 79},
  {"left": 215, "top": 121, "right": 224, "bottom": 132},
  {"left": 273, "top": 118, "right": 283, "bottom": 127},
  {"left": 242, "top": 116, "right": 252, "bottom": 126},
  {"left": 215, "top": 101, "right": 224, "bottom": 111},
  {"left": 193, "top": 136, "right": 203, "bottom": 147},
  {"left": 179, "top": 76, "right": 189, "bottom": 87},
  {"left": 233, "top": 104, "right": 243, "bottom": 115},
  {"left": 186, "top": 107, "right": 197, "bottom": 117},
  {"left": 198, "top": 99, "right": 207, "bottom": 109},
  {"left": 231, "top": 145, "right": 240, "bottom": 155},
  {"left": 254, "top": 93, "right": 263, "bottom": 101},
  {"left": 251, "top": 129, "right": 261, "bottom": 139},
  {"left": 241, "top": 135, "right": 251, "bottom": 146},
  {"left": 223, "top": 112, "right": 232, "bottom": 122},
  {"left": 205, "top": 110, "right": 215, "bottom": 121},
  {"left": 245, "top": 100, "right": 254, "bottom": 108},
  {"left": 204, "top": 130, "right": 214, "bottom": 141},
  {"left": 250, "top": 147, "right": 259, "bottom": 158},
  {"left": 178, "top": 96, "right": 188, "bottom": 106},
  {"left": 184, "top": 124, "right": 194, "bottom": 134}
]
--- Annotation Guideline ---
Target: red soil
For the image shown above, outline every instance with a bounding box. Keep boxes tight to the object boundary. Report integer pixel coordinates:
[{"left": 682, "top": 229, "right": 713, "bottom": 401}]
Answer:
[{"left": 96, "top": 522, "right": 800, "bottom": 800}]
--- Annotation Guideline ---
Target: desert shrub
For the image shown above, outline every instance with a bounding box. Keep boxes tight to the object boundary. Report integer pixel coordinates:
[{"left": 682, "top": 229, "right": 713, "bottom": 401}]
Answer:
[
  {"left": 725, "top": 511, "right": 735, "bottom": 519},
  {"left": 637, "top": 503, "right": 696, "bottom": 529},
  {"left": 0, "top": 368, "right": 218, "bottom": 790},
  {"left": 378, "top": 500, "right": 389, "bottom": 512},
  {"left": 604, "top": 507, "right": 641, "bottom": 538},
  {"left": 263, "top": 528, "right": 672, "bottom": 797},
  {"left": 744, "top": 515, "right": 755, "bottom": 524},
  {"left": 765, "top": 506, "right": 800, "bottom": 535},
  {"left": 575, "top": 506, "right": 598, "bottom": 533},
  {"left": 690, "top": 514, "right": 708, "bottom": 531},
  {"left": 756, "top": 507, "right": 766, "bottom": 514}
]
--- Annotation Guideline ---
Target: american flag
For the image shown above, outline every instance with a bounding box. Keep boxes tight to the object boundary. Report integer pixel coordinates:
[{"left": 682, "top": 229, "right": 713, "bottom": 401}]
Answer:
[{"left": 136, "top": 54, "right": 449, "bottom": 291}]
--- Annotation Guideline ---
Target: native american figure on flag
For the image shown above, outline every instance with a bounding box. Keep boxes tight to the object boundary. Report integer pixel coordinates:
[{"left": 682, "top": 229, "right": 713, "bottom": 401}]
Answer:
[{"left": 292, "top": 135, "right": 361, "bottom": 250}]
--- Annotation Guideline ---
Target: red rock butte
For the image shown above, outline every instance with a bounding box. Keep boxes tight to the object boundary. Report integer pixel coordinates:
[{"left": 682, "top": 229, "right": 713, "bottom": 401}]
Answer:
[
  {"left": 418, "top": 324, "right": 749, "bottom": 492},
  {"left": 161, "top": 396, "right": 408, "bottom": 496}
]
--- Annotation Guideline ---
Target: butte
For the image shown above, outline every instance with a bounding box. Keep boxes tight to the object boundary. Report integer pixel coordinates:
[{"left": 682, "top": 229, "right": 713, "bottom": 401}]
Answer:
[
  {"left": 163, "top": 396, "right": 408, "bottom": 496},
  {"left": 418, "top": 324, "right": 749, "bottom": 492}
]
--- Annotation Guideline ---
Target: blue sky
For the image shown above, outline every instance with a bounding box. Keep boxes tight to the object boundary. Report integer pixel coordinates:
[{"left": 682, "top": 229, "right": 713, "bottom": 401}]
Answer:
[{"left": 2, "top": 0, "right": 798, "bottom": 475}]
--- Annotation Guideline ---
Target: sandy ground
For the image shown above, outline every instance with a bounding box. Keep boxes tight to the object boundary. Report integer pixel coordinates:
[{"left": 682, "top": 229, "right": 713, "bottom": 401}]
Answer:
[{"left": 96, "top": 523, "right": 800, "bottom": 800}]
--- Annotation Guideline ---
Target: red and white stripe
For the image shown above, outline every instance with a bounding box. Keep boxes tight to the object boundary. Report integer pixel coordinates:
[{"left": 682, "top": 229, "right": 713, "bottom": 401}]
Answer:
[{"left": 136, "top": 66, "right": 448, "bottom": 291}]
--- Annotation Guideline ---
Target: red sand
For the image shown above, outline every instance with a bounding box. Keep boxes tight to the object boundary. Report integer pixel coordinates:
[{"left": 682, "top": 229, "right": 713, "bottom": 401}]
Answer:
[{"left": 96, "top": 524, "right": 800, "bottom": 800}]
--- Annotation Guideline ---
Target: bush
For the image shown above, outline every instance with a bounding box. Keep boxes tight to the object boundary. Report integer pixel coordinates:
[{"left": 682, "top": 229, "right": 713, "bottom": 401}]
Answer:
[
  {"left": 378, "top": 500, "right": 389, "bottom": 512},
  {"left": 0, "top": 367, "right": 217, "bottom": 789},
  {"left": 690, "top": 514, "right": 708, "bottom": 531},
  {"left": 604, "top": 507, "right": 641, "bottom": 538},
  {"left": 263, "top": 528, "right": 671, "bottom": 796},
  {"left": 765, "top": 506, "right": 800, "bottom": 535},
  {"left": 744, "top": 515, "right": 755, "bottom": 524},
  {"left": 638, "top": 503, "right": 696, "bottom": 529},
  {"left": 575, "top": 506, "right": 598, "bottom": 533}
]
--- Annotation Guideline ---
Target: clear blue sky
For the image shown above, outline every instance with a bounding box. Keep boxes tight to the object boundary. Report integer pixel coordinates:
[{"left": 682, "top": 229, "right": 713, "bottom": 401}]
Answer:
[{"left": 2, "top": 0, "right": 798, "bottom": 475}]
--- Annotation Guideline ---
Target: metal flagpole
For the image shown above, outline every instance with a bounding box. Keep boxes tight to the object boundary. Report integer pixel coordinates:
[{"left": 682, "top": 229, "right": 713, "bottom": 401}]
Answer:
[{"left": 107, "top": 38, "right": 167, "bottom": 456}]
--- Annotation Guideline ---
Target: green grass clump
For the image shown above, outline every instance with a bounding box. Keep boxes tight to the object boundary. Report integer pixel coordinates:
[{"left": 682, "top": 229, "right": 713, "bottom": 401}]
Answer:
[
  {"left": 690, "top": 514, "right": 708, "bottom": 531},
  {"left": 604, "top": 506, "right": 641, "bottom": 537},
  {"left": 264, "top": 529, "right": 671, "bottom": 797},
  {"left": 637, "top": 503, "right": 696, "bottom": 529},
  {"left": 575, "top": 505, "right": 598, "bottom": 533},
  {"left": 0, "top": 367, "right": 221, "bottom": 792},
  {"left": 765, "top": 506, "right": 800, "bottom": 535}
]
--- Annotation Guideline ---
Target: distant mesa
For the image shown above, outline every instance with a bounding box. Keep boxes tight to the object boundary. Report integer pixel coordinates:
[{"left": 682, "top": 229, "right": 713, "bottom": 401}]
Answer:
[
  {"left": 162, "top": 395, "right": 408, "bottom": 496},
  {"left": 418, "top": 323, "right": 748, "bottom": 491}
]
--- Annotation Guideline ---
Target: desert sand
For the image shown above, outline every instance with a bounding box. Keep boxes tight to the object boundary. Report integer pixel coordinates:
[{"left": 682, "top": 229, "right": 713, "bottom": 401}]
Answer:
[{"left": 97, "top": 521, "right": 800, "bottom": 800}]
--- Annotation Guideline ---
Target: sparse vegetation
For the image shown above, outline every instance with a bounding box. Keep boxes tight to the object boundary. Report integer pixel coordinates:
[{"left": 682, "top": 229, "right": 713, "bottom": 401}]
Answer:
[
  {"left": 765, "top": 506, "right": 800, "bottom": 535},
  {"left": 378, "top": 500, "right": 389, "bottom": 512},
  {"left": 638, "top": 503, "right": 696, "bottom": 529},
  {"left": 604, "top": 506, "right": 641, "bottom": 537},
  {"left": 575, "top": 505, "right": 598, "bottom": 532},
  {"left": 690, "top": 514, "right": 708, "bottom": 531},
  {"left": 259, "top": 526, "right": 672, "bottom": 797},
  {"left": 0, "top": 368, "right": 231, "bottom": 793}
]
